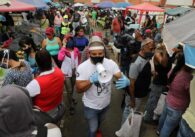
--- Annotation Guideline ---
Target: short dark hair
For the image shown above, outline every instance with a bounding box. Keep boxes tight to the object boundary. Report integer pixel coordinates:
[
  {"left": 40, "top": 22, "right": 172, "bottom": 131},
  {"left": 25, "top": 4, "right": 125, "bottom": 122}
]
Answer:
[
  {"left": 35, "top": 49, "right": 52, "bottom": 72},
  {"left": 19, "top": 36, "right": 38, "bottom": 52}
]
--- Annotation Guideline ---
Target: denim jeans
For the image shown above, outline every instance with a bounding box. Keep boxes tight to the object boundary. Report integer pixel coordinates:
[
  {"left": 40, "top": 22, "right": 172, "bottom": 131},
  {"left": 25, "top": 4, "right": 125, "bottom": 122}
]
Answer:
[
  {"left": 158, "top": 104, "right": 184, "bottom": 137},
  {"left": 122, "top": 95, "right": 142, "bottom": 124},
  {"left": 177, "top": 118, "right": 195, "bottom": 137},
  {"left": 84, "top": 105, "right": 109, "bottom": 137},
  {"left": 64, "top": 76, "right": 76, "bottom": 110}
]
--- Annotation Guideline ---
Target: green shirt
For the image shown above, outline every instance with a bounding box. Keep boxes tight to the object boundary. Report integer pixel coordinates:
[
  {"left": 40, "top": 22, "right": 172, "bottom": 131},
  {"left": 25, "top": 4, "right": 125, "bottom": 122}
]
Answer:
[{"left": 92, "top": 10, "right": 97, "bottom": 20}]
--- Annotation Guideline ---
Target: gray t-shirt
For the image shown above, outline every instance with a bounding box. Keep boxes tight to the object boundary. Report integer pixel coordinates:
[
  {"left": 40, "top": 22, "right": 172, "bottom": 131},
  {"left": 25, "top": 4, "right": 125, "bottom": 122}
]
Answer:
[{"left": 129, "top": 55, "right": 148, "bottom": 79}]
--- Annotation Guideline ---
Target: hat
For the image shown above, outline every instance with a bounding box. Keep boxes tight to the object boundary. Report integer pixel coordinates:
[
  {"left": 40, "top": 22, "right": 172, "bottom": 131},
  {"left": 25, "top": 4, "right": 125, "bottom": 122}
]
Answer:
[
  {"left": 63, "top": 15, "right": 68, "bottom": 19},
  {"left": 141, "top": 38, "right": 153, "bottom": 47},
  {"left": 45, "top": 27, "right": 54, "bottom": 35},
  {"left": 92, "top": 32, "right": 103, "bottom": 39},
  {"left": 145, "top": 29, "right": 152, "bottom": 33},
  {"left": 88, "top": 36, "right": 105, "bottom": 51}
]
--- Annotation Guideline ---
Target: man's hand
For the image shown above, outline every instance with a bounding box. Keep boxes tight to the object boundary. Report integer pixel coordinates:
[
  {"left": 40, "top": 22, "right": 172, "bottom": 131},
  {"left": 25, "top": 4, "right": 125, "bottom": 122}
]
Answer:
[
  {"left": 89, "top": 71, "right": 99, "bottom": 84},
  {"left": 130, "top": 98, "right": 135, "bottom": 108},
  {"left": 115, "top": 74, "right": 130, "bottom": 89}
]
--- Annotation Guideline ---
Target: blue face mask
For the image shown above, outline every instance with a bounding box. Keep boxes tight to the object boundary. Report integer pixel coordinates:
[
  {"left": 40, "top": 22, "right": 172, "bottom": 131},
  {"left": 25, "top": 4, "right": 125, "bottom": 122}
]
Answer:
[{"left": 184, "top": 44, "right": 195, "bottom": 69}]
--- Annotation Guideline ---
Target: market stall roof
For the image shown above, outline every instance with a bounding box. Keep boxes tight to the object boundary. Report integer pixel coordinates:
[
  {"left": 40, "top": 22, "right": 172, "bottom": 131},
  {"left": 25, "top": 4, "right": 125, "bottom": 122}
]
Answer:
[
  {"left": 165, "top": 6, "right": 191, "bottom": 16},
  {"left": 18, "top": 0, "right": 49, "bottom": 9},
  {"left": 162, "top": 9, "right": 195, "bottom": 55},
  {"left": 0, "top": 0, "right": 36, "bottom": 12},
  {"left": 126, "top": 2, "right": 164, "bottom": 12}
]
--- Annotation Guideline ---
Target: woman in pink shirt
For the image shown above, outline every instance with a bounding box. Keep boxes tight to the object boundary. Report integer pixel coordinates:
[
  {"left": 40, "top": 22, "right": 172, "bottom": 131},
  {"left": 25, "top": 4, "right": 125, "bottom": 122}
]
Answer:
[{"left": 157, "top": 52, "right": 193, "bottom": 137}]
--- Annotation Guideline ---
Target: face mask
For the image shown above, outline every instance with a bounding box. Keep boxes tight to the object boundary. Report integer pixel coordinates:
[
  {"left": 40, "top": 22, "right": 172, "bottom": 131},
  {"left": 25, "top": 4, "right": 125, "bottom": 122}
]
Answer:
[
  {"left": 144, "top": 52, "right": 154, "bottom": 59},
  {"left": 90, "top": 56, "right": 104, "bottom": 65},
  {"left": 23, "top": 48, "right": 31, "bottom": 54}
]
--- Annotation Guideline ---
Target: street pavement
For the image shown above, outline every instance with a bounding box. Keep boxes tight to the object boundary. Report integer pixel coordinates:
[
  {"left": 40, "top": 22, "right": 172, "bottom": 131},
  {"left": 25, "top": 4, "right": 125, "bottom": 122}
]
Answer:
[{"left": 61, "top": 86, "right": 159, "bottom": 137}]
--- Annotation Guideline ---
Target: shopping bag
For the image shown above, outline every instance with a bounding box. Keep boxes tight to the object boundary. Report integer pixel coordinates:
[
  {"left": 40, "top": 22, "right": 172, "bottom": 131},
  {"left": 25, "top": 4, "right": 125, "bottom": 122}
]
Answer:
[
  {"left": 115, "top": 110, "right": 143, "bottom": 137},
  {"left": 0, "top": 49, "right": 9, "bottom": 86},
  {"left": 153, "top": 92, "right": 168, "bottom": 119}
]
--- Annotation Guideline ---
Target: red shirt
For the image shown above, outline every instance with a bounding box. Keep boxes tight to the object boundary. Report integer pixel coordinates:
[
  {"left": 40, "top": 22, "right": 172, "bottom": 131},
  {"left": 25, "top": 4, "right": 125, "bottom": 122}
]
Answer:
[
  {"left": 112, "top": 17, "right": 121, "bottom": 33},
  {"left": 34, "top": 68, "right": 64, "bottom": 112}
]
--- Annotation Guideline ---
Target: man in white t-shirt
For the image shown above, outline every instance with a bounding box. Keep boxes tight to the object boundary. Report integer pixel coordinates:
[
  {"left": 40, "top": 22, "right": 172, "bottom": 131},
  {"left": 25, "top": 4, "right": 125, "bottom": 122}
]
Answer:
[{"left": 76, "top": 36, "right": 130, "bottom": 137}]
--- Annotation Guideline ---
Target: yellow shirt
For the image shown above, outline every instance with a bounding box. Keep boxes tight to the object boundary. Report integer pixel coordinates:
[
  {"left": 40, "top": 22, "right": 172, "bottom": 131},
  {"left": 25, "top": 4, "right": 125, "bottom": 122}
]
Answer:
[{"left": 183, "top": 72, "right": 195, "bottom": 132}]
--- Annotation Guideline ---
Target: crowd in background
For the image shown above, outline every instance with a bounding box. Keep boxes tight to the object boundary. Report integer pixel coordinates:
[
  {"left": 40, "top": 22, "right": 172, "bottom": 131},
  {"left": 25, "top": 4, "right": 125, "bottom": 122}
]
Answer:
[{"left": 0, "top": 2, "right": 195, "bottom": 137}]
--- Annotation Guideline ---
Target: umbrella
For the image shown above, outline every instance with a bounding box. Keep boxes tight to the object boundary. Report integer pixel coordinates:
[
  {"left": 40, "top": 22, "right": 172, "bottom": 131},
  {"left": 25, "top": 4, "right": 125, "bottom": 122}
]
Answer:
[
  {"left": 162, "top": 10, "right": 195, "bottom": 55},
  {"left": 43, "top": 0, "right": 51, "bottom": 3},
  {"left": 17, "top": 0, "right": 49, "bottom": 9},
  {"left": 97, "top": 1, "right": 116, "bottom": 8},
  {"left": 0, "top": 15, "right": 6, "bottom": 21},
  {"left": 73, "top": 3, "right": 84, "bottom": 7},
  {"left": 115, "top": 2, "right": 132, "bottom": 8},
  {"left": 0, "top": 0, "right": 10, "bottom": 5},
  {"left": 0, "top": 0, "right": 36, "bottom": 12}
]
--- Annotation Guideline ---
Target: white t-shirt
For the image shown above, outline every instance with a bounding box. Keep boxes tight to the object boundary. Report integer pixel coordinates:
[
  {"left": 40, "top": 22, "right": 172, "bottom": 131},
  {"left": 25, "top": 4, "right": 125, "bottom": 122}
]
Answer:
[
  {"left": 76, "top": 58, "right": 120, "bottom": 110},
  {"left": 26, "top": 68, "right": 54, "bottom": 97},
  {"left": 61, "top": 51, "right": 78, "bottom": 77}
]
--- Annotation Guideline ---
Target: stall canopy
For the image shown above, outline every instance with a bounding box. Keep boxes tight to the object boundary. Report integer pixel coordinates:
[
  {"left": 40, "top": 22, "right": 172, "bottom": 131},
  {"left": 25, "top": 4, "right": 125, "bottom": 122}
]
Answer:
[
  {"left": 126, "top": 2, "right": 164, "bottom": 24},
  {"left": 165, "top": 7, "right": 191, "bottom": 16},
  {"left": 18, "top": 0, "right": 49, "bottom": 9},
  {"left": 0, "top": 0, "right": 36, "bottom": 12},
  {"left": 126, "top": 2, "right": 164, "bottom": 12},
  {"left": 162, "top": 10, "right": 195, "bottom": 55}
]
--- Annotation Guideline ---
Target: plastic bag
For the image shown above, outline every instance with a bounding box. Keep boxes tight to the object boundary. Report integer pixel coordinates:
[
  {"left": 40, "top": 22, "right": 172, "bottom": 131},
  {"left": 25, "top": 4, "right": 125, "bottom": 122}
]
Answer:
[
  {"left": 0, "top": 49, "right": 9, "bottom": 87},
  {"left": 153, "top": 92, "right": 167, "bottom": 119},
  {"left": 115, "top": 109, "right": 143, "bottom": 137}
]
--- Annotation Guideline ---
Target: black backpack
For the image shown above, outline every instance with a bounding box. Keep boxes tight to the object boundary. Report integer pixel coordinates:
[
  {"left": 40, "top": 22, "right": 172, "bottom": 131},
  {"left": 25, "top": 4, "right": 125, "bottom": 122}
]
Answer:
[
  {"left": 131, "top": 55, "right": 152, "bottom": 98},
  {"left": 73, "top": 13, "right": 80, "bottom": 22}
]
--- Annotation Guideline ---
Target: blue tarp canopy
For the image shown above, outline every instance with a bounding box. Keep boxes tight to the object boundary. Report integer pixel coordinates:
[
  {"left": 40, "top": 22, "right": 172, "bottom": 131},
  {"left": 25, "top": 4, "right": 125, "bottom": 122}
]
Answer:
[
  {"left": 18, "top": 0, "right": 49, "bottom": 9},
  {"left": 166, "top": 7, "right": 191, "bottom": 16}
]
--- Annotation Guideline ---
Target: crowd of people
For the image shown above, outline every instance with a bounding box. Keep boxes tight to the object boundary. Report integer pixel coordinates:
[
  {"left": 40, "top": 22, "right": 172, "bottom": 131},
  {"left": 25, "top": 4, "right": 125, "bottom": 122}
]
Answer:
[{"left": 0, "top": 3, "right": 195, "bottom": 137}]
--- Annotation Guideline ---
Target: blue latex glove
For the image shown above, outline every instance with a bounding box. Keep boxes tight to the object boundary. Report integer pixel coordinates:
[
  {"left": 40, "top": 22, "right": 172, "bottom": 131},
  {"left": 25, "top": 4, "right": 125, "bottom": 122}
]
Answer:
[
  {"left": 115, "top": 74, "right": 130, "bottom": 89},
  {"left": 89, "top": 71, "right": 99, "bottom": 84}
]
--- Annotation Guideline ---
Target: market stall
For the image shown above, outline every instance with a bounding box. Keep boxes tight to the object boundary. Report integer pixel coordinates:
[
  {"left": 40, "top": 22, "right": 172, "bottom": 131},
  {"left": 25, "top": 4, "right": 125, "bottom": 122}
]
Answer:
[{"left": 126, "top": 2, "right": 164, "bottom": 25}]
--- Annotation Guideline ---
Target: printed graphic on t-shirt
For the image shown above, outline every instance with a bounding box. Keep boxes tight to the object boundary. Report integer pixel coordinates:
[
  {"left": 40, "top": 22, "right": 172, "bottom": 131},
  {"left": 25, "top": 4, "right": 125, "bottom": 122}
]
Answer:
[{"left": 96, "top": 82, "right": 110, "bottom": 96}]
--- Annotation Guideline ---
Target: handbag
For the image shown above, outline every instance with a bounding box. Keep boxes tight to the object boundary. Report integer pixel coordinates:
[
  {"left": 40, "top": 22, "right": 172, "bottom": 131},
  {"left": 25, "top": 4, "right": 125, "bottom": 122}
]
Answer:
[{"left": 115, "top": 109, "right": 143, "bottom": 137}]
